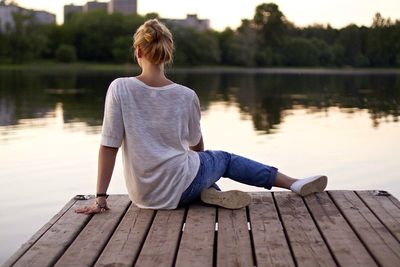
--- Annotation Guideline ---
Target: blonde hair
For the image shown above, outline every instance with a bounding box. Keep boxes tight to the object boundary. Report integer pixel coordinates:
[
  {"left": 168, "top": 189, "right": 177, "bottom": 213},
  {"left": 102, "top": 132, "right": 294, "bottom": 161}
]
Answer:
[{"left": 133, "top": 19, "right": 174, "bottom": 65}]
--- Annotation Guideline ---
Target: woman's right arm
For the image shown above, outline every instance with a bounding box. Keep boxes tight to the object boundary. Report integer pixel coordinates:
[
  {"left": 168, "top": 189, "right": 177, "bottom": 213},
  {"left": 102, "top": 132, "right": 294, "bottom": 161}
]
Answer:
[
  {"left": 76, "top": 80, "right": 123, "bottom": 214},
  {"left": 75, "top": 145, "right": 118, "bottom": 214},
  {"left": 96, "top": 145, "right": 118, "bottom": 195}
]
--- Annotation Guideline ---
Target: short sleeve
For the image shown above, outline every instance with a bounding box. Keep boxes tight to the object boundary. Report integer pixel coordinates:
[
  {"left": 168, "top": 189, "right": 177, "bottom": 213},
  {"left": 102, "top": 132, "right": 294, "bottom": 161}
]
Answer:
[
  {"left": 100, "top": 80, "right": 124, "bottom": 148},
  {"left": 188, "top": 92, "right": 202, "bottom": 146}
]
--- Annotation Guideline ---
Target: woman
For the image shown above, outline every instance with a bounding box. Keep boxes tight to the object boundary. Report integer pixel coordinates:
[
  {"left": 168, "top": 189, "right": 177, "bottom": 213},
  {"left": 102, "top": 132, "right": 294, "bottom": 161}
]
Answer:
[{"left": 75, "top": 19, "right": 327, "bottom": 215}]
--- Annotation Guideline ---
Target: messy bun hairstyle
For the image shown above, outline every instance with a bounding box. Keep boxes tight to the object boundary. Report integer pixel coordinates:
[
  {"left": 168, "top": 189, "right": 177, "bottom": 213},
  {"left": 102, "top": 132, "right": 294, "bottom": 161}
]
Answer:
[{"left": 133, "top": 19, "right": 174, "bottom": 65}]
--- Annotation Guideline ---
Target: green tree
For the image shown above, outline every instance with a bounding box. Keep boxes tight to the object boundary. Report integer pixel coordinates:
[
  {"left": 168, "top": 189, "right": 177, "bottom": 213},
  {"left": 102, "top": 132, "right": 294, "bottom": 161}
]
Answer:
[
  {"left": 311, "top": 38, "right": 333, "bottom": 66},
  {"left": 282, "top": 37, "right": 319, "bottom": 66},
  {"left": 112, "top": 36, "right": 133, "bottom": 63},
  {"left": 366, "top": 13, "right": 398, "bottom": 66},
  {"left": 337, "top": 24, "right": 369, "bottom": 66},
  {"left": 331, "top": 44, "right": 345, "bottom": 66},
  {"left": 172, "top": 27, "right": 220, "bottom": 65},
  {"left": 253, "top": 3, "right": 288, "bottom": 46},
  {"left": 63, "top": 10, "right": 144, "bottom": 62},
  {"left": 219, "top": 26, "right": 256, "bottom": 66},
  {"left": 3, "top": 11, "right": 50, "bottom": 63},
  {"left": 55, "top": 44, "right": 77, "bottom": 62}
]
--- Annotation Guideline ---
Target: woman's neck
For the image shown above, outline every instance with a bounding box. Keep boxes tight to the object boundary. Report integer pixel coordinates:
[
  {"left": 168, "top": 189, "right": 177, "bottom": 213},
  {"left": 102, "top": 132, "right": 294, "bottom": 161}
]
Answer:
[{"left": 137, "top": 62, "right": 172, "bottom": 87}]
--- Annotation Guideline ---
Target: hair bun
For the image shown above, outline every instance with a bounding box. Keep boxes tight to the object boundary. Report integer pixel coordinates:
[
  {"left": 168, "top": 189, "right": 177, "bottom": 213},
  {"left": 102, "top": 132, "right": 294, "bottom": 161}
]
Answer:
[
  {"left": 133, "top": 19, "right": 175, "bottom": 65},
  {"left": 144, "top": 21, "right": 162, "bottom": 43}
]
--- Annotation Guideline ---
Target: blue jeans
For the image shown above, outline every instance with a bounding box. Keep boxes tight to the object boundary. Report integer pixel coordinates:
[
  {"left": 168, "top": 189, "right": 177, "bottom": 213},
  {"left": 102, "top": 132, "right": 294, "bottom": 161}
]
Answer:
[{"left": 178, "top": 150, "right": 278, "bottom": 207}]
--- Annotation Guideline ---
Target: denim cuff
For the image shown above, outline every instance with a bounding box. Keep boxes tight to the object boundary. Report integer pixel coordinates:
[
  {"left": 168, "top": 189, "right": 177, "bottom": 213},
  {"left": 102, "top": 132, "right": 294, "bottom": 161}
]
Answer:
[{"left": 264, "top": 166, "right": 278, "bottom": 190}]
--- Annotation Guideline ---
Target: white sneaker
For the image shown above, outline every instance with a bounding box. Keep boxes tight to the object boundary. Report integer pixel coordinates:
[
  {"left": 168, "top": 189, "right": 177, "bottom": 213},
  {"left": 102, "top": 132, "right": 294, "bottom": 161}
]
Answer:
[
  {"left": 200, "top": 188, "right": 251, "bottom": 209},
  {"left": 290, "top": 175, "right": 328, "bottom": 196}
]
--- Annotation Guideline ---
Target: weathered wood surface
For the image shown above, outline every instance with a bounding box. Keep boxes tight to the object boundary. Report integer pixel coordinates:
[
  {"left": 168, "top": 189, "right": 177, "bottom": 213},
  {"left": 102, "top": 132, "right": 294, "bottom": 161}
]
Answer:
[
  {"left": 305, "top": 192, "right": 377, "bottom": 266},
  {"left": 55, "top": 195, "right": 132, "bottom": 267},
  {"left": 217, "top": 207, "right": 253, "bottom": 266},
  {"left": 274, "top": 192, "right": 336, "bottom": 267},
  {"left": 175, "top": 205, "right": 216, "bottom": 267},
  {"left": 330, "top": 191, "right": 400, "bottom": 266},
  {"left": 3, "top": 190, "right": 400, "bottom": 267},
  {"left": 248, "top": 192, "right": 295, "bottom": 267}
]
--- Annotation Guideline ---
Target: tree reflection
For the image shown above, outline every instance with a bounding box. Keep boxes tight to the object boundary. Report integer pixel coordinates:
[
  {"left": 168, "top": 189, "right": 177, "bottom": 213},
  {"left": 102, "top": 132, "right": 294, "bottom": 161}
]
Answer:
[{"left": 0, "top": 70, "right": 399, "bottom": 133}]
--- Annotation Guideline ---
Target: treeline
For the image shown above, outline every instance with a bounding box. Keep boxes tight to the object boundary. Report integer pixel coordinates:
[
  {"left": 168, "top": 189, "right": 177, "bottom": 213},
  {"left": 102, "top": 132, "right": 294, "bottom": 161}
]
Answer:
[{"left": 0, "top": 3, "right": 399, "bottom": 67}]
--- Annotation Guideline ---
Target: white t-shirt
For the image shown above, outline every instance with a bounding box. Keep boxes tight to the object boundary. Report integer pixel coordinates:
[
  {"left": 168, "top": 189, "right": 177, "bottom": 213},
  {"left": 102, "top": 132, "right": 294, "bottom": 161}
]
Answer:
[{"left": 100, "top": 77, "right": 202, "bottom": 209}]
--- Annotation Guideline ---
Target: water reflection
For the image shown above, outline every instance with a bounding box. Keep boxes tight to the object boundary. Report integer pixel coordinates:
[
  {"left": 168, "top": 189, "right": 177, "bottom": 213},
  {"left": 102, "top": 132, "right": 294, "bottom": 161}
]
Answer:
[{"left": 1, "top": 70, "right": 399, "bottom": 134}]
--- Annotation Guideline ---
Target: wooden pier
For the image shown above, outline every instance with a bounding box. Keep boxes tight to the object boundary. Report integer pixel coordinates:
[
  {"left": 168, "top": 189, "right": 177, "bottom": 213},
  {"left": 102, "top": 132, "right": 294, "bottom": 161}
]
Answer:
[{"left": 3, "top": 190, "right": 400, "bottom": 267}]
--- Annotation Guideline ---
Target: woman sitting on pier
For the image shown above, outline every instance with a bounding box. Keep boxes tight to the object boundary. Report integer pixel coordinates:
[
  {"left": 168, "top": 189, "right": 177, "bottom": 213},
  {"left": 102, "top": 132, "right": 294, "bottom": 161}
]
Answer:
[{"left": 75, "top": 19, "right": 327, "bottom": 214}]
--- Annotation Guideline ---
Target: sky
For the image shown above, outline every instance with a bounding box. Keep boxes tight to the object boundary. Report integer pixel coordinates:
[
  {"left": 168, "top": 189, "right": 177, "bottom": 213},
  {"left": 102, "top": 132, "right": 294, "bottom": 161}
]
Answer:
[{"left": 13, "top": 0, "right": 400, "bottom": 31}]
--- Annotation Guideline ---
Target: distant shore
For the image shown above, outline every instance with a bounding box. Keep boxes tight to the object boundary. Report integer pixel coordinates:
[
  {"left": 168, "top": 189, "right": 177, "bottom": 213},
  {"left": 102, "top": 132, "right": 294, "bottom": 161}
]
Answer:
[{"left": 1, "top": 62, "right": 400, "bottom": 75}]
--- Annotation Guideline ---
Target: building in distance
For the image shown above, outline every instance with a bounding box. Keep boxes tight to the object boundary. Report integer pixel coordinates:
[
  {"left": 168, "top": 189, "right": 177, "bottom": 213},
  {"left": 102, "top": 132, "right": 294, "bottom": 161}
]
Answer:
[
  {"left": 64, "top": 4, "right": 83, "bottom": 22},
  {"left": 33, "top": 10, "right": 56, "bottom": 25},
  {"left": 62, "top": 1, "right": 211, "bottom": 31},
  {"left": 166, "top": 14, "right": 210, "bottom": 31},
  {"left": 0, "top": 2, "right": 55, "bottom": 32},
  {"left": 108, "top": 0, "right": 137, "bottom": 15},
  {"left": 0, "top": 2, "right": 19, "bottom": 31},
  {"left": 83, "top": 1, "right": 108, "bottom": 13},
  {"left": 64, "top": 0, "right": 137, "bottom": 22}
]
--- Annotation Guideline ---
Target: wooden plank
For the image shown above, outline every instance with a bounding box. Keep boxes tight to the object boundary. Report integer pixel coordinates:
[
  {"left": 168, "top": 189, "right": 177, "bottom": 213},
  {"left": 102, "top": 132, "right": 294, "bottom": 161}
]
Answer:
[
  {"left": 388, "top": 194, "right": 400, "bottom": 209},
  {"left": 357, "top": 190, "right": 400, "bottom": 241},
  {"left": 248, "top": 192, "right": 295, "bottom": 267},
  {"left": 330, "top": 190, "right": 400, "bottom": 266},
  {"left": 274, "top": 192, "right": 336, "bottom": 267},
  {"left": 11, "top": 197, "right": 93, "bottom": 267},
  {"left": 2, "top": 198, "right": 77, "bottom": 267},
  {"left": 94, "top": 203, "right": 155, "bottom": 267},
  {"left": 135, "top": 208, "right": 186, "bottom": 267},
  {"left": 175, "top": 204, "right": 216, "bottom": 267},
  {"left": 305, "top": 191, "right": 377, "bottom": 266},
  {"left": 54, "top": 195, "right": 131, "bottom": 267},
  {"left": 217, "top": 207, "right": 253, "bottom": 267}
]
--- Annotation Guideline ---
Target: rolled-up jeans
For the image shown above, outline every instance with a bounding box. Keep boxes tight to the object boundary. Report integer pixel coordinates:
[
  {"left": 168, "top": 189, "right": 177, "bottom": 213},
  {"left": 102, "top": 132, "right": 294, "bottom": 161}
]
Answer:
[{"left": 178, "top": 150, "right": 278, "bottom": 207}]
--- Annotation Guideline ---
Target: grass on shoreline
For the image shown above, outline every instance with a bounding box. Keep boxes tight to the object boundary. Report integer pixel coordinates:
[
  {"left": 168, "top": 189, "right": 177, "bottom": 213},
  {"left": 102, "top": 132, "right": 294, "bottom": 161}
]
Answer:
[{"left": 0, "top": 62, "right": 400, "bottom": 74}]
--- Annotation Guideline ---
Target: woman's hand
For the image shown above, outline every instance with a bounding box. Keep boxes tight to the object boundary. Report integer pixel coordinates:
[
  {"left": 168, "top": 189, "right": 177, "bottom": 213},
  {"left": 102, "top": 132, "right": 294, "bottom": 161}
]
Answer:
[{"left": 74, "top": 197, "right": 110, "bottom": 215}]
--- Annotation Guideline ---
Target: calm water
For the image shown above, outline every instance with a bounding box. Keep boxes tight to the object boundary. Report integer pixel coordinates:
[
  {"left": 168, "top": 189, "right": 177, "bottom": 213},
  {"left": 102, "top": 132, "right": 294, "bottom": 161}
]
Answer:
[{"left": 0, "top": 68, "right": 399, "bottom": 263}]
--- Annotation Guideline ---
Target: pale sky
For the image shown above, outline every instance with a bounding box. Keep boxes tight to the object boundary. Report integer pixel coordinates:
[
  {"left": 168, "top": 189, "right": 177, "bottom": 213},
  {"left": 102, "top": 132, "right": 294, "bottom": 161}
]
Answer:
[{"left": 14, "top": 0, "right": 400, "bottom": 30}]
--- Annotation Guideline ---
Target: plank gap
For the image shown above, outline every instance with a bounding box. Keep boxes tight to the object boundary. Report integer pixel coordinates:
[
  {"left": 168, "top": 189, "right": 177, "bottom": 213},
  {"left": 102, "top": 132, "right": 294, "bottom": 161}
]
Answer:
[
  {"left": 271, "top": 192, "right": 298, "bottom": 267},
  {"left": 327, "top": 191, "right": 380, "bottom": 266},
  {"left": 302, "top": 194, "right": 340, "bottom": 267},
  {"left": 246, "top": 205, "right": 258, "bottom": 267},
  {"left": 355, "top": 191, "right": 400, "bottom": 243},
  {"left": 130, "top": 209, "right": 158, "bottom": 266},
  {"left": 212, "top": 207, "right": 218, "bottom": 267},
  {"left": 171, "top": 206, "right": 189, "bottom": 267}
]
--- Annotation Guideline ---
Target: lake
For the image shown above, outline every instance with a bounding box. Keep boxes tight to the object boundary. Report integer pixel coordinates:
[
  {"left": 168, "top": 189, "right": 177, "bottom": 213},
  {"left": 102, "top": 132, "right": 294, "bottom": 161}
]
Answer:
[{"left": 0, "top": 67, "right": 399, "bottom": 263}]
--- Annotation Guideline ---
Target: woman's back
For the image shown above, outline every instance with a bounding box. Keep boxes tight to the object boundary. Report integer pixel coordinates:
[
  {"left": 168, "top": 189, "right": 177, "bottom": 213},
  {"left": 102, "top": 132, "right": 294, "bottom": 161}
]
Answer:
[{"left": 101, "top": 77, "right": 202, "bottom": 209}]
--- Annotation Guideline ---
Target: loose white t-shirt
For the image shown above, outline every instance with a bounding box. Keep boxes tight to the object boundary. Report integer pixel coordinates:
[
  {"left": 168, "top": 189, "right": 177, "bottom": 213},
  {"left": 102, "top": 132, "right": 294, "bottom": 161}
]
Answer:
[{"left": 100, "top": 77, "right": 202, "bottom": 209}]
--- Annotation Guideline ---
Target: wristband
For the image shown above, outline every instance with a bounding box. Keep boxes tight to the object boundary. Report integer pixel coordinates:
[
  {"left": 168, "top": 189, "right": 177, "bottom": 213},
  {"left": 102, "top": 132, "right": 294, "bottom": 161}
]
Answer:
[{"left": 96, "top": 193, "right": 108, "bottom": 198}]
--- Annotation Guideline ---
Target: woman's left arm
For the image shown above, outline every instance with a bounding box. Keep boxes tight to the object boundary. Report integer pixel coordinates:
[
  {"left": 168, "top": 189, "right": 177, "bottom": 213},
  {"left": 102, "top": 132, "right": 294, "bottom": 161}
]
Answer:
[{"left": 190, "top": 136, "right": 204, "bottom": 152}]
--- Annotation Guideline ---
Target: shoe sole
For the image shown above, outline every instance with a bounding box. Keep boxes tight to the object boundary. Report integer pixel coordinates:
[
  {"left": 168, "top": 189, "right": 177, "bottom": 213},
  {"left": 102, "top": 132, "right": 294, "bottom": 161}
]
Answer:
[
  {"left": 299, "top": 175, "right": 328, "bottom": 196},
  {"left": 200, "top": 189, "right": 251, "bottom": 209}
]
